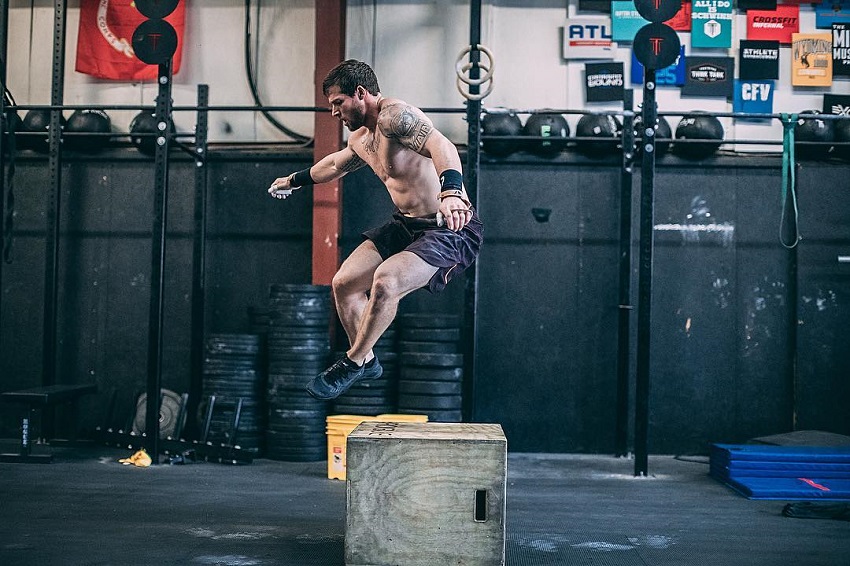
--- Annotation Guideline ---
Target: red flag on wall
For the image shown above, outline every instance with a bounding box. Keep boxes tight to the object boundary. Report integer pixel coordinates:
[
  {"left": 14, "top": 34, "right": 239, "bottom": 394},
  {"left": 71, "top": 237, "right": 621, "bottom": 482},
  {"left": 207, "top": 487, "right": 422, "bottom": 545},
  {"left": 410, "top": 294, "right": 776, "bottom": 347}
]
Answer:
[{"left": 75, "top": 0, "right": 185, "bottom": 81}]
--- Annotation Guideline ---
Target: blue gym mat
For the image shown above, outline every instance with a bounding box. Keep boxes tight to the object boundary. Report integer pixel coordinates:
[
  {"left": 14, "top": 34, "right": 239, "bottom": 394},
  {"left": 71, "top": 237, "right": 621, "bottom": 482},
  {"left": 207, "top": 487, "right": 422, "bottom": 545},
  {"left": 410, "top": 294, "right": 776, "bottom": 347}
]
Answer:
[
  {"left": 723, "top": 477, "right": 850, "bottom": 501},
  {"left": 710, "top": 444, "right": 850, "bottom": 501}
]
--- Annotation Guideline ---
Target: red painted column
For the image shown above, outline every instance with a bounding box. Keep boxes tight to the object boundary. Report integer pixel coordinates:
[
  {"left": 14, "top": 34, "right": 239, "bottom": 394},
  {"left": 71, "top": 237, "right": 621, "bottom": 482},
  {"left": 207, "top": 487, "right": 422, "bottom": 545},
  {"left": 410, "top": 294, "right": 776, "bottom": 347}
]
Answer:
[{"left": 312, "top": 1, "right": 346, "bottom": 285}]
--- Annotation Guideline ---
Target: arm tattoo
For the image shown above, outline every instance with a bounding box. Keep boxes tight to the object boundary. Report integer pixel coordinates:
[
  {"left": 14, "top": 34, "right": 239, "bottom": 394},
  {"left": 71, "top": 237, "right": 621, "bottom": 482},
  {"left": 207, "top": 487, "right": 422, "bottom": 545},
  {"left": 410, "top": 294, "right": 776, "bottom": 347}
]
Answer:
[
  {"left": 380, "top": 103, "right": 433, "bottom": 152},
  {"left": 339, "top": 150, "right": 366, "bottom": 173}
]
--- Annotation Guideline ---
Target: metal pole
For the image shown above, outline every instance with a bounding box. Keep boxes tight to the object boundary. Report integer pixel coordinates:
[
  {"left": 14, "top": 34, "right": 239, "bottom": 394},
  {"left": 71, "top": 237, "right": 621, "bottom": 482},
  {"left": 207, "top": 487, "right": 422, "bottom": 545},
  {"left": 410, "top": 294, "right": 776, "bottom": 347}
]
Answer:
[
  {"left": 616, "top": 89, "right": 635, "bottom": 458},
  {"left": 312, "top": 0, "right": 345, "bottom": 285},
  {"left": 145, "top": 59, "right": 174, "bottom": 462},
  {"left": 463, "top": 0, "right": 482, "bottom": 421},
  {"left": 43, "top": 0, "right": 67, "bottom": 391},
  {"left": 0, "top": 0, "right": 8, "bottom": 350},
  {"left": 634, "top": 71, "right": 657, "bottom": 477},
  {"left": 186, "top": 84, "right": 209, "bottom": 441}
]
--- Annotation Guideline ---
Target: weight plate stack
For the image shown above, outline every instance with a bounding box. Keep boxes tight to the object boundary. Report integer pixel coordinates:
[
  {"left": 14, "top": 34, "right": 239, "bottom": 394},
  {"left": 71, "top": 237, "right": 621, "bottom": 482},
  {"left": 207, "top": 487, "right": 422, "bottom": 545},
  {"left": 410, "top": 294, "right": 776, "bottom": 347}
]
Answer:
[
  {"left": 202, "top": 333, "right": 266, "bottom": 454},
  {"left": 397, "top": 313, "right": 464, "bottom": 422},
  {"left": 265, "top": 407, "right": 328, "bottom": 462},
  {"left": 248, "top": 305, "right": 271, "bottom": 335},
  {"left": 265, "top": 284, "right": 332, "bottom": 461}
]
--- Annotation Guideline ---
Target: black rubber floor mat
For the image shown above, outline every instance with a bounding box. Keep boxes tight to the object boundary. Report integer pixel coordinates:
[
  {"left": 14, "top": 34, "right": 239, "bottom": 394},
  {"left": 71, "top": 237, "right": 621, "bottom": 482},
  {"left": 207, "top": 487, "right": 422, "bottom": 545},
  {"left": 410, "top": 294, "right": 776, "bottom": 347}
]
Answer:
[{"left": 508, "top": 532, "right": 651, "bottom": 566}]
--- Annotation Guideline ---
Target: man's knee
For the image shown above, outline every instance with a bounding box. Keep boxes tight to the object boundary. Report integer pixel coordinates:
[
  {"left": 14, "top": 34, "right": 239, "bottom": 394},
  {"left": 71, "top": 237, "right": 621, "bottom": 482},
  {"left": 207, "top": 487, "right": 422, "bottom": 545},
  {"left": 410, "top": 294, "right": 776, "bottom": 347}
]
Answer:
[
  {"left": 370, "top": 270, "right": 404, "bottom": 303},
  {"left": 331, "top": 270, "right": 348, "bottom": 294},
  {"left": 332, "top": 269, "right": 364, "bottom": 304}
]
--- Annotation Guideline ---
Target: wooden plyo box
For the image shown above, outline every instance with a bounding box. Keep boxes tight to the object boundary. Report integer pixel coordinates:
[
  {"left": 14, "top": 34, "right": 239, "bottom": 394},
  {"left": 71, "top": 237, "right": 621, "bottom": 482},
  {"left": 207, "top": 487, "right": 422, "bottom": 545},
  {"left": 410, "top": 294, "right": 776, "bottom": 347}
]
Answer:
[{"left": 345, "top": 421, "right": 507, "bottom": 566}]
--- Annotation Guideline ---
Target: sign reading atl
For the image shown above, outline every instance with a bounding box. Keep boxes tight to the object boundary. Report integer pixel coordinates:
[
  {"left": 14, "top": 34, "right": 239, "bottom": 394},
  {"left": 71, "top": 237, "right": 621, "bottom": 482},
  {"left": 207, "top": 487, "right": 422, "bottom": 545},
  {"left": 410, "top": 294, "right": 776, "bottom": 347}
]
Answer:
[{"left": 568, "top": 23, "right": 612, "bottom": 39}]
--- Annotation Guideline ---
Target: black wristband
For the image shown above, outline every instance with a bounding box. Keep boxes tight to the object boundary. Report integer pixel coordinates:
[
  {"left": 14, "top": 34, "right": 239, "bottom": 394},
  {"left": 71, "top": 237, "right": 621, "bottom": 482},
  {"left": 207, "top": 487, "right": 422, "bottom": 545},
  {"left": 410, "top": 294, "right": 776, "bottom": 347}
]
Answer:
[
  {"left": 439, "top": 169, "right": 463, "bottom": 191},
  {"left": 290, "top": 168, "right": 315, "bottom": 188}
]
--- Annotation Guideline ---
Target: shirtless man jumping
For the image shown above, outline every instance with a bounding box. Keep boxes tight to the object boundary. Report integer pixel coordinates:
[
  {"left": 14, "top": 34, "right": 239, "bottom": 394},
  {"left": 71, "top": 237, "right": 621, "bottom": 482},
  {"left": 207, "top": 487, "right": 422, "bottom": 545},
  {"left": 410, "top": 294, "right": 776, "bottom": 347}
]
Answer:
[{"left": 268, "top": 59, "right": 483, "bottom": 401}]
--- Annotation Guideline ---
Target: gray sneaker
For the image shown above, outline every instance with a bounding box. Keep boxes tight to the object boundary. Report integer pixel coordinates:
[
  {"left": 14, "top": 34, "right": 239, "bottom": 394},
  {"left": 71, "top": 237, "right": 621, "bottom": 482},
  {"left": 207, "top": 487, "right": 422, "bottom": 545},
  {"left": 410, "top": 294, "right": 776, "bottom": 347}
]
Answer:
[
  {"left": 306, "top": 355, "right": 366, "bottom": 400},
  {"left": 362, "top": 356, "right": 383, "bottom": 380}
]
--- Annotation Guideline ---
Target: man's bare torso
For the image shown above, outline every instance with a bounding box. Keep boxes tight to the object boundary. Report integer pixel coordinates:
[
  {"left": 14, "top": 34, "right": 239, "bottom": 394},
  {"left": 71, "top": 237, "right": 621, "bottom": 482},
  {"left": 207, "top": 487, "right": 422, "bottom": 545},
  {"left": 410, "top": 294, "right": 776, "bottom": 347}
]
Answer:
[{"left": 348, "top": 98, "right": 441, "bottom": 217}]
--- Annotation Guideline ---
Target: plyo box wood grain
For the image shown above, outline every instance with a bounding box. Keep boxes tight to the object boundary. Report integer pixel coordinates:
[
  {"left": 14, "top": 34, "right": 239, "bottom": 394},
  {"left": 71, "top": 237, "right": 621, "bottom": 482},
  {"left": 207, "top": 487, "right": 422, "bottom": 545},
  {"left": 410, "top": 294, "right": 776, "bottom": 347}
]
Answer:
[{"left": 345, "top": 421, "right": 507, "bottom": 566}]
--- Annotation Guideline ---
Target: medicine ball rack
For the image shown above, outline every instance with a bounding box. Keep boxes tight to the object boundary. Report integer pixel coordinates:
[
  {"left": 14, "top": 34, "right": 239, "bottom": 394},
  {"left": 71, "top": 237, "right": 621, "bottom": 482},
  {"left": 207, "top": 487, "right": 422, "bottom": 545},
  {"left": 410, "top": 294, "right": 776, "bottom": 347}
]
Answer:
[{"left": 1, "top": 0, "right": 848, "bottom": 470}]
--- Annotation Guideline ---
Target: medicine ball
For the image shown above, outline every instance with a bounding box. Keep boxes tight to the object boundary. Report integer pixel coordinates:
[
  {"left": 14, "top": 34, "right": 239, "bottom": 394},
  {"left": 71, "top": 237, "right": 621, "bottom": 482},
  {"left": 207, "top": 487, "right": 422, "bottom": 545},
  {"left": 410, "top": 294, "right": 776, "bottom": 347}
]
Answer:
[
  {"left": 833, "top": 117, "right": 850, "bottom": 161},
  {"left": 574, "top": 113, "right": 621, "bottom": 158},
  {"left": 672, "top": 113, "right": 724, "bottom": 159},
  {"left": 129, "top": 110, "right": 174, "bottom": 156},
  {"left": 65, "top": 109, "right": 112, "bottom": 153},
  {"left": 633, "top": 114, "right": 672, "bottom": 157},
  {"left": 794, "top": 110, "right": 834, "bottom": 161},
  {"left": 481, "top": 109, "right": 523, "bottom": 157},
  {"left": 20, "top": 109, "right": 66, "bottom": 153},
  {"left": 522, "top": 111, "right": 569, "bottom": 157}
]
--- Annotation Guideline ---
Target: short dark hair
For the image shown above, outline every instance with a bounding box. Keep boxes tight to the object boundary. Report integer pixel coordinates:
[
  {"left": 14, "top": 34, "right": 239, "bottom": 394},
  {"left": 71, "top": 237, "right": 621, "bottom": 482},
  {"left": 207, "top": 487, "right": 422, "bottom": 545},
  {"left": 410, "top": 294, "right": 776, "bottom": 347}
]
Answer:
[{"left": 322, "top": 60, "right": 381, "bottom": 97}]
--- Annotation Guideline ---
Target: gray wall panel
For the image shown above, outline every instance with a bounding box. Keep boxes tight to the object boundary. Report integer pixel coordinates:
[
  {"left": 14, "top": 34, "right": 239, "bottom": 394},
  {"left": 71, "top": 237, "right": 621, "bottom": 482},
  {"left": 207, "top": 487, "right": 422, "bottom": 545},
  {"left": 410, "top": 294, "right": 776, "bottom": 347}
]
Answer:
[{"left": 1, "top": 151, "right": 848, "bottom": 454}]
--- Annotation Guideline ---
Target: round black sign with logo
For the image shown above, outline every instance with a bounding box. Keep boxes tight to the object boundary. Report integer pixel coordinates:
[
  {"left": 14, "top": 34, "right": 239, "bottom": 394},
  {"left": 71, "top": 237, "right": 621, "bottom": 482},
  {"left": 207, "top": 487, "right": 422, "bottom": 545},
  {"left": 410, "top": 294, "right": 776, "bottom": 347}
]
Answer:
[
  {"left": 135, "top": 0, "right": 180, "bottom": 19},
  {"left": 132, "top": 19, "right": 178, "bottom": 65},
  {"left": 633, "top": 23, "right": 681, "bottom": 71},
  {"left": 634, "top": 0, "right": 682, "bottom": 23}
]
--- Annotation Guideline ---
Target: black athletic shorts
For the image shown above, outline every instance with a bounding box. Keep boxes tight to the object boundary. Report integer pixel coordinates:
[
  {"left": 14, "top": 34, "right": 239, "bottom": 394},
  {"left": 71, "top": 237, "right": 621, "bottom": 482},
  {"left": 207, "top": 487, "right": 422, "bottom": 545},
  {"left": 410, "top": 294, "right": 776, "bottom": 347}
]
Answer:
[{"left": 362, "top": 209, "right": 483, "bottom": 294}]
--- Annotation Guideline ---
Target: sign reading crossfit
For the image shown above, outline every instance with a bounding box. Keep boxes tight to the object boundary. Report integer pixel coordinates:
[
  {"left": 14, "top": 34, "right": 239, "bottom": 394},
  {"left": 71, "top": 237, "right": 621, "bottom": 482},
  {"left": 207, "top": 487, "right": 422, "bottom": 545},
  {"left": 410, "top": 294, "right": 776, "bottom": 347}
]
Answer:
[
  {"left": 633, "top": 22, "right": 681, "bottom": 70},
  {"left": 746, "top": 5, "right": 800, "bottom": 44}
]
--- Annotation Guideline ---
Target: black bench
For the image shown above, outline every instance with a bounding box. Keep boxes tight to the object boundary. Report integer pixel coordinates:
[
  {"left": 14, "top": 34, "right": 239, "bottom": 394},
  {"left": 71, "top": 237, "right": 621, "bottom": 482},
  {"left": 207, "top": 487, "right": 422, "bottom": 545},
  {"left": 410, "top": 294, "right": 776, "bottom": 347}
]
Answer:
[{"left": 1, "top": 383, "right": 97, "bottom": 463}]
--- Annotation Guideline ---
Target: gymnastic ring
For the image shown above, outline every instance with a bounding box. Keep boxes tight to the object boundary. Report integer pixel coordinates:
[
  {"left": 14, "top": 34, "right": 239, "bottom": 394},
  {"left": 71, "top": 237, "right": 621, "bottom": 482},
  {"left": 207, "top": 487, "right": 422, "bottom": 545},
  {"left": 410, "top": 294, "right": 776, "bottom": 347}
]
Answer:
[
  {"left": 455, "top": 44, "right": 495, "bottom": 86},
  {"left": 456, "top": 62, "right": 494, "bottom": 101}
]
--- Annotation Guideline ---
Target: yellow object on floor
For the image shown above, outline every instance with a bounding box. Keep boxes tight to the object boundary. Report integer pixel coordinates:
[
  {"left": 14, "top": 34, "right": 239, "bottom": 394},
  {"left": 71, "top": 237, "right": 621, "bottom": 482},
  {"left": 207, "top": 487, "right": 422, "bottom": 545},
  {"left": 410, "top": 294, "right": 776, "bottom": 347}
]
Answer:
[
  {"left": 118, "top": 449, "right": 152, "bottom": 467},
  {"left": 326, "top": 414, "right": 428, "bottom": 480}
]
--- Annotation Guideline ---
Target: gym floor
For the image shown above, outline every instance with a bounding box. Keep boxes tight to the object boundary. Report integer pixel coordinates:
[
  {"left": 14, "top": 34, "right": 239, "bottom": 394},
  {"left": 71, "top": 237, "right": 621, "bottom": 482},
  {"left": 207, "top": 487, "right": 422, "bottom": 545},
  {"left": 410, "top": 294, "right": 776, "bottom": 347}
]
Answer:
[{"left": 1, "top": 443, "right": 848, "bottom": 566}]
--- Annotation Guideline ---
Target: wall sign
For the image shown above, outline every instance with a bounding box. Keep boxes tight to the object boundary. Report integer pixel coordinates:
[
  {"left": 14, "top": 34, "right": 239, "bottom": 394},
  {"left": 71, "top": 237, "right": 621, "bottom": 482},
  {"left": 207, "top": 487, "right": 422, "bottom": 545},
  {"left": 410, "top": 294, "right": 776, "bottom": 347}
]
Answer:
[
  {"left": 739, "top": 40, "right": 780, "bottom": 79},
  {"left": 791, "top": 32, "right": 833, "bottom": 86},
  {"left": 692, "top": 0, "right": 733, "bottom": 48},
  {"left": 747, "top": 5, "right": 800, "bottom": 44},
  {"left": 563, "top": 16, "right": 617, "bottom": 59}
]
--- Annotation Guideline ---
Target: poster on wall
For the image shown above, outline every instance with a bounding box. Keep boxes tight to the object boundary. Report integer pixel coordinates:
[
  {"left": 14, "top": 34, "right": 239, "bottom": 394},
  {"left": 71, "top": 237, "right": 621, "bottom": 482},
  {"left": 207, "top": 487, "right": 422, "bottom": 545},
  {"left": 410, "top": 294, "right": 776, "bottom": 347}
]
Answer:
[
  {"left": 612, "top": 1, "right": 649, "bottom": 41},
  {"left": 733, "top": 80, "right": 775, "bottom": 117},
  {"left": 737, "top": 0, "right": 777, "bottom": 9},
  {"left": 747, "top": 5, "right": 800, "bottom": 44},
  {"left": 563, "top": 16, "right": 617, "bottom": 59},
  {"left": 815, "top": 1, "right": 850, "bottom": 29},
  {"left": 791, "top": 33, "right": 833, "bottom": 86},
  {"left": 631, "top": 46, "right": 686, "bottom": 85},
  {"left": 579, "top": 0, "right": 613, "bottom": 12},
  {"left": 691, "top": 0, "right": 734, "bottom": 48},
  {"left": 585, "top": 62, "right": 626, "bottom": 102},
  {"left": 835, "top": 22, "right": 850, "bottom": 76},
  {"left": 739, "top": 40, "right": 780, "bottom": 79},
  {"left": 75, "top": 0, "right": 186, "bottom": 80},
  {"left": 682, "top": 56, "right": 734, "bottom": 97},
  {"left": 823, "top": 94, "right": 850, "bottom": 115}
]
